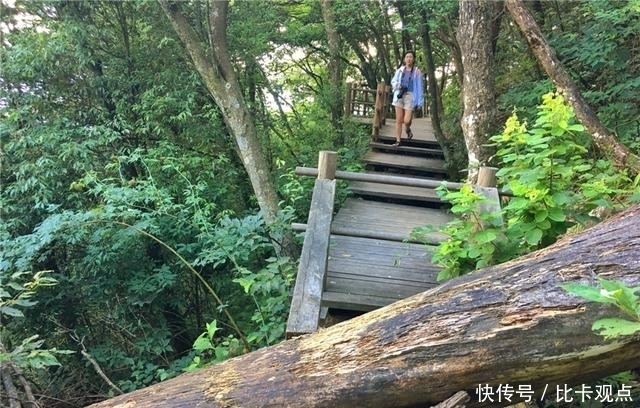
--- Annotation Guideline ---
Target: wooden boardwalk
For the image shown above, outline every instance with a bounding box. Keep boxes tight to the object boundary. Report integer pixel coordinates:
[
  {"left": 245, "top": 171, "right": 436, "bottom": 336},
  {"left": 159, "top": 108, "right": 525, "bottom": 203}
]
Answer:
[
  {"left": 320, "top": 117, "right": 451, "bottom": 314},
  {"left": 286, "top": 85, "right": 502, "bottom": 337}
]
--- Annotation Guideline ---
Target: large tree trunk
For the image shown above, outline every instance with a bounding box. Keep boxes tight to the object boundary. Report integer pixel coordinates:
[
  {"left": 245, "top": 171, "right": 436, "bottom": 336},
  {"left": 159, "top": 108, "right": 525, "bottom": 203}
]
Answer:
[
  {"left": 505, "top": 0, "right": 640, "bottom": 175},
  {"left": 158, "top": 1, "right": 280, "bottom": 228},
  {"left": 457, "top": 0, "right": 502, "bottom": 183},
  {"left": 87, "top": 205, "right": 640, "bottom": 408}
]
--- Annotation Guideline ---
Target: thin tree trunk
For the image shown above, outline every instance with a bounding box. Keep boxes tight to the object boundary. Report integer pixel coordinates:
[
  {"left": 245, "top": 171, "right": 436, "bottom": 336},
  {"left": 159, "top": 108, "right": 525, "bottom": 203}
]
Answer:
[
  {"left": 87, "top": 205, "right": 640, "bottom": 408},
  {"left": 457, "top": 0, "right": 501, "bottom": 183},
  {"left": 419, "top": 8, "right": 447, "bottom": 158},
  {"left": 158, "top": 1, "right": 279, "bottom": 228},
  {"left": 505, "top": 0, "right": 640, "bottom": 175},
  {"left": 319, "top": 0, "right": 343, "bottom": 135}
]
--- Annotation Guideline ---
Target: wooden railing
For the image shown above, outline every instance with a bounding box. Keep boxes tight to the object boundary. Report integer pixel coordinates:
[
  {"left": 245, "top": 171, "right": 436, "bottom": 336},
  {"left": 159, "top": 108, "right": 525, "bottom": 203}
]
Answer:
[
  {"left": 285, "top": 151, "right": 337, "bottom": 339},
  {"left": 285, "top": 150, "right": 506, "bottom": 339},
  {"left": 344, "top": 82, "right": 377, "bottom": 118},
  {"left": 344, "top": 82, "right": 392, "bottom": 141}
]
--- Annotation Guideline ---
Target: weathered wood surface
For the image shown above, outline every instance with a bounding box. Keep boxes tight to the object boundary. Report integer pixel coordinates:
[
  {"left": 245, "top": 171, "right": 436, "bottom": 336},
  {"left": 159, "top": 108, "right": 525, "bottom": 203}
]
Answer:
[
  {"left": 296, "top": 167, "right": 464, "bottom": 191},
  {"left": 376, "top": 116, "right": 439, "bottom": 145},
  {"left": 370, "top": 141, "right": 444, "bottom": 157},
  {"left": 88, "top": 205, "right": 640, "bottom": 408},
  {"left": 285, "top": 179, "right": 336, "bottom": 338},
  {"left": 332, "top": 198, "right": 452, "bottom": 244},
  {"left": 325, "top": 234, "right": 440, "bottom": 310},
  {"left": 348, "top": 180, "right": 443, "bottom": 203},
  {"left": 363, "top": 151, "right": 446, "bottom": 174}
]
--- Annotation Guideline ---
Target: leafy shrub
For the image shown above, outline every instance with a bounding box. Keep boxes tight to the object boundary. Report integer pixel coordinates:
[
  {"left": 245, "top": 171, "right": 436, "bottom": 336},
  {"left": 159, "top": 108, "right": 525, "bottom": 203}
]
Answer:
[{"left": 431, "top": 92, "right": 638, "bottom": 279}]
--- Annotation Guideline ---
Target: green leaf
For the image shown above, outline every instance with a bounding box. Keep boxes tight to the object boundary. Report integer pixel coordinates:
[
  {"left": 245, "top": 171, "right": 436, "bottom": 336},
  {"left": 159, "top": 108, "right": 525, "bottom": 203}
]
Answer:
[
  {"left": 592, "top": 318, "right": 640, "bottom": 339},
  {"left": 561, "top": 283, "right": 617, "bottom": 304},
  {"left": 524, "top": 228, "right": 543, "bottom": 246},
  {"left": 192, "top": 335, "right": 213, "bottom": 351},
  {"left": 547, "top": 207, "right": 566, "bottom": 222},
  {"left": 24, "top": 351, "right": 62, "bottom": 369},
  {"left": 1, "top": 306, "right": 24, "bottom": 317},
  {"left": 474, "top": 229, "right": 497, "bottom": 244},
  {"left": 233, "top": 277, "right": 253, "bottom": 294}
]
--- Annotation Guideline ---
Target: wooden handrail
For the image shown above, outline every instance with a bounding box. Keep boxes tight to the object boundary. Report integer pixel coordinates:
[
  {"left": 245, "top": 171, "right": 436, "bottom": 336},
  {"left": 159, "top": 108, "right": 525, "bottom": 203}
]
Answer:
[
  {"left": 296, "top": 166, "right": 462, "bottom": 190},
  {"left": 285, "top": 152, "right": 337, "bottom": 338},
  {"left": 295, "top": 166, "right": 512, "bottom": 196},
  {"left": 291, "top": 222, "right": 447, "bottom": 245},
  {"left": 344, "top": 82, "right": 378, "bottom": 118}
]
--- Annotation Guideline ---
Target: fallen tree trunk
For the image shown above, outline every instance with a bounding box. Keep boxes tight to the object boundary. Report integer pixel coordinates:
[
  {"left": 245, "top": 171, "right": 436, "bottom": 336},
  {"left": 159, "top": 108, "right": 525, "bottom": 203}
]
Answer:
[{"left": 88, "top": 205, "right": 640, "bottom": 408}]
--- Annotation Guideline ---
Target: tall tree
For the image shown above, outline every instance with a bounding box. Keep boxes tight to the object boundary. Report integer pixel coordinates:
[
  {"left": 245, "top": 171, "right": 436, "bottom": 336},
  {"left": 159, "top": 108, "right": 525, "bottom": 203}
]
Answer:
[
  {"left": 456, "top": 0, "right": 502, "bottom": 182},
  {"left": 505, "top": 0, "right": 640, "bottom": 175},
  {"left": 319, "top": 0, "right": 343, "bottom": 133},
  {"left": 158, "top": 0, "right": 282, "bottom": 229}
]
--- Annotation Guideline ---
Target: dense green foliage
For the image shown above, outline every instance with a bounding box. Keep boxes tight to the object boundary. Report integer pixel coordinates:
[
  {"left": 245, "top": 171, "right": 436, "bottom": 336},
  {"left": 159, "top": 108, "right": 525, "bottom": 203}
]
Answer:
[
  {"left": 430, "top": 92, "right": 639, "bottom": 280},
  {"left": 1, "top": 0, "right": 639, "bottom": 406}
]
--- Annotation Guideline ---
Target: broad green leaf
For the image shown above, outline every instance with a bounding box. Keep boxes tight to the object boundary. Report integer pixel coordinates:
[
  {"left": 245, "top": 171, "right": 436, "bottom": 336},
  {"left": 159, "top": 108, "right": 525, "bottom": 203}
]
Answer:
[
  {"left": 524, "top": 228, "right": 543, "bottom": 246},
  {"left": 233, "top": 277, "right": 253, "bottom": 294},
  {"left": 25, "top": 351, "right": 61, "bottom": 369},
  {"left": 592, "top": 318, "right": 640, "bottom": 339},
  {"left": 474, "top": 229, "right": 497, "bottom": 244},
  {"left": 193, "top": 335, "right": 213, "bottom": 351},
  {"left": 1, "top": 305, "right": 24, "bottom": 317},
  {"left": 561, "top": 283, "right": 617, "bottom": 304},
  {"left": 547, "top": 207, "right": 566, "bottom": 222}
]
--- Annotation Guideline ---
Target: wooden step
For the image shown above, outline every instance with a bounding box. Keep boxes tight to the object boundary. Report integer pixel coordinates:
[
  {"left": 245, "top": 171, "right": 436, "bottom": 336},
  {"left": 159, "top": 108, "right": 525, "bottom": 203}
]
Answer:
[
  {"left": 349, "top": 180, "right": 444, "bottom": 204},
  {"left": 370, "top": 142, "right": 444, "bottom": 157},
  {"left": 323, "top": 235, "right": 441, "bottom": 311},
  {"left": 363, "top": 151, "right": 446, "bottom": 174},
  {"left": 332, "top": 198, "right": 452, "bottom": 244}
]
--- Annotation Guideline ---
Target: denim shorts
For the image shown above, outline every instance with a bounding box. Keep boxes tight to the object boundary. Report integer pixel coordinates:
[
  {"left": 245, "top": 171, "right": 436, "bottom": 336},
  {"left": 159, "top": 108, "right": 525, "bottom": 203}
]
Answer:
[{"left": 392, "top": 91, "right": 414, "bottom": 111}]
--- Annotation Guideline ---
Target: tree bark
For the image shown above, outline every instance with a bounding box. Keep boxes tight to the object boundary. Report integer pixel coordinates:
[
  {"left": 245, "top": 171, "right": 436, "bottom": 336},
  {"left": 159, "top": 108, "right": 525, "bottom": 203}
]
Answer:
[
  {"left": 457, "top": 0, "right": 502, "bottom": 183},
  {"left": 158, "top": 1, "right": 281, "bottom": 228},
  {"left": 419, "top": 8, "right": 448, "bottom": 161},
  {"left": 87, "top": 205, "right": 640, "bottom": 408},
  {"left": 319, "top": 0, "right": 343, "bottom": 134},
  {"left": 505, "top": 0, "right": 640, "bottom": 175}
]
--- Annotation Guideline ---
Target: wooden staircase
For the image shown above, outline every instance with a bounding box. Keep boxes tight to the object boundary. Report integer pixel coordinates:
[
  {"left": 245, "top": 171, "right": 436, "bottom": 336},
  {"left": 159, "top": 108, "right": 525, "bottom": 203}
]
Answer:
[{"left": 286, "top": 85, "right": 501, "bottom": 338}]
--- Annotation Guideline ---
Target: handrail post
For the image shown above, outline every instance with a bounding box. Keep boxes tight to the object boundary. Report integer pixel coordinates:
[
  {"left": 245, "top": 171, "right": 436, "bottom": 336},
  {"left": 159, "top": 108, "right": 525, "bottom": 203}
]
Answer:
[
  {"left": 473, "top": 166, "right": 503, "bottom": 228},
  {"left": 318, "top": 150, "right": 337, "bottom": 180},
  {"left": 343, "top": 82, "right": 354, "bottom": 118},
  {"left": 372, "top": 82, "right": 385, "bottom": 141},
  {"left": 286, "top": 151, "right": 337, "bottom": 338}
]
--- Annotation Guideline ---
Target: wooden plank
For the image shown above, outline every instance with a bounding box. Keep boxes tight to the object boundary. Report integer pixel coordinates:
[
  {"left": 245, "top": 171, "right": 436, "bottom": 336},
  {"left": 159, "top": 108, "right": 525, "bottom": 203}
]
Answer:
[
  {"left": 285, "top": 179, "right": 336, "bottom": 338},
  {"left": 292, "top": 222, "right": 447, "bottom": 244},
  {"left": 321, "top": 291, "right": 392, "bottom": 311},
  {"left": 376, "top": 117, "right": 439, "bottom": 144},
  {"left": 363, "top": 151, "right": 446, "bottom": 174},
  {"left": 323, "top": 235, "right": 442, "bottom": 311},
  {"left": 332, "top": 199, "right": 453, "bottom": 243},
  {"left": 473, "top": 185, "right": 504, "bottom": 227},
  {"left": 325, "top": 276, "right": 431, "bottom": 300},
  {"left": 369, "top": 142, "right": 444, "bottom": 157},
  {"left": 296, "top": 167, "right": 462, "bottom": 190},
  {"left": 328, "top": 259, "right": 441, "bottom": 281},
  {"left": 348, "top": 180, "right": 443, "bottom": 203}
]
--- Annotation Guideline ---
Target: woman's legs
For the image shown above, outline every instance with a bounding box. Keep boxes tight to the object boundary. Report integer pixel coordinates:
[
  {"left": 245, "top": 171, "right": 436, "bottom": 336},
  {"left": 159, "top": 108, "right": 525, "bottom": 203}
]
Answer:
[
  {"left": 394, "top": 104, "right": 404, "bottom": 145},
  {"left": 404, "top": 109, "right": 414, "bottom": 139}
]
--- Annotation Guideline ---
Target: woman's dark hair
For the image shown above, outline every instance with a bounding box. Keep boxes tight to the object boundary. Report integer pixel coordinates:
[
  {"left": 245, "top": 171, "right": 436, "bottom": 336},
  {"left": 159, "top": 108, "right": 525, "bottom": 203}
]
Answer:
[
  {"left": 400, "top": 50, "right": 417, "bottom": 67},
  {"left": 403, "top": 50, "right": 416, "bottom": 59}
]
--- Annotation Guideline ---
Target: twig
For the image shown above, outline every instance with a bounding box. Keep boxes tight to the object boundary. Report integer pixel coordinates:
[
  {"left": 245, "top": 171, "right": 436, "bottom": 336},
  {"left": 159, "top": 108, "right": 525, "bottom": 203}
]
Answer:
[{"left": 72, "top": 334, "right": 123, "bottom": 396}]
